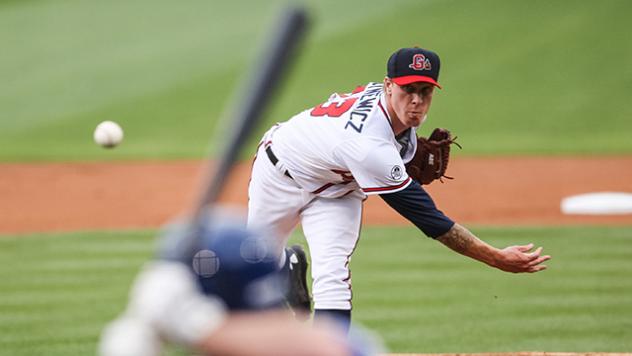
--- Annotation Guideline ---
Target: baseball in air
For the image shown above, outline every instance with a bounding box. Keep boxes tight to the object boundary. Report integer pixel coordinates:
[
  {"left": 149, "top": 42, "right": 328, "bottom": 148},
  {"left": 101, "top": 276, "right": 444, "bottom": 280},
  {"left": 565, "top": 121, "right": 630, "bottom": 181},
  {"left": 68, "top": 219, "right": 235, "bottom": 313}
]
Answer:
[{"left": 94, "top": 121, "right": 124, "bottom": 148}]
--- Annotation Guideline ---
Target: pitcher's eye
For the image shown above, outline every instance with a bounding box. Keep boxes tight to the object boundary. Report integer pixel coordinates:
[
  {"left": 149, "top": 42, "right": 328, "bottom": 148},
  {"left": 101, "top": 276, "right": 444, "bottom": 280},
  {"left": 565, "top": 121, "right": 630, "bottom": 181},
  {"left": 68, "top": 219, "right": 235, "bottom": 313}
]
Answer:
[{"left": 401, "top": 85, "right": 415, "bottom": 94}]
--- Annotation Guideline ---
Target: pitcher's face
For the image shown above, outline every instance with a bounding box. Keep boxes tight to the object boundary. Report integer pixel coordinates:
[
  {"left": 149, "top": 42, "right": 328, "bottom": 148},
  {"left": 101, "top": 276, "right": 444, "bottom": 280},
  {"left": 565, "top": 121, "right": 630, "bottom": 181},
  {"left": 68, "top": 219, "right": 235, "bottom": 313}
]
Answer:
[{"left": 384, "top": 78, "right": 435, "bottom": 129}]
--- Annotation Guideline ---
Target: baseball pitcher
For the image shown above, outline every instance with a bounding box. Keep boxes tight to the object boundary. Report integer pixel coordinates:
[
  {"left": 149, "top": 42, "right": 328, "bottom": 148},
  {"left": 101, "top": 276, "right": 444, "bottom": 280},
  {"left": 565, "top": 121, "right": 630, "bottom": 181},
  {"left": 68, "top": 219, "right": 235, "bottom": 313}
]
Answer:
[{"left": 248, "top": 47, "right": 551, "bottom": 331}]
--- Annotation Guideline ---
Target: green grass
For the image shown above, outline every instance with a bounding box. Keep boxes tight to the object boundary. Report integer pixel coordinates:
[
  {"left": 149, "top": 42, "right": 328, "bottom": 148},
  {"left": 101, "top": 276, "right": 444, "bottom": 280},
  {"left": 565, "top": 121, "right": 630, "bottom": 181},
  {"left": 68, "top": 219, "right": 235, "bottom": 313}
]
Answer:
[
  {"left": 350, "top": 226, "right": 632, "bottom": 353},
  {"left": 0, "top": 230, "right": 156, "bottom": 355},
  {"left": 2, "top": 0, "right": 632, "bottom": 161},
  {"left": 1, "top": 226, "right": 631, "bottom": 354}
]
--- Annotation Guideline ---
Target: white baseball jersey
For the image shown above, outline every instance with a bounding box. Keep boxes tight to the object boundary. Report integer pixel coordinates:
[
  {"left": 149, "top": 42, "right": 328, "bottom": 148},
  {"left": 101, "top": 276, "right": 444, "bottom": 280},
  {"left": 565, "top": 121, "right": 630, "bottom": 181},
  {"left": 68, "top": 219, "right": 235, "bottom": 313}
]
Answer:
[
  {"left": 266, "top": 82, "right": 419, "bottom": 199},
  {"left": 249, "top": 81, "right": 442, "bottom": 311}
]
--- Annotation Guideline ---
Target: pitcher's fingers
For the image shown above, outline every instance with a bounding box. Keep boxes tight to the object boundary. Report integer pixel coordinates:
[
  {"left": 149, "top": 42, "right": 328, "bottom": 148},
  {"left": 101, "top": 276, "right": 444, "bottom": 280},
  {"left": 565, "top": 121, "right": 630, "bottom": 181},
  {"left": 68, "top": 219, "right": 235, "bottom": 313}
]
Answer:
[
  {"left": 529, "top": 264, "right": 548, "bottom": 272},
  {"left": 528, "top": 246, "right": 543, "bottom": 258},
  {"left": 517, "top": 243, "right": 534, "bottom": 252},
  {"left": 528, "top": 255, "right": 551, "bottom": 267}
]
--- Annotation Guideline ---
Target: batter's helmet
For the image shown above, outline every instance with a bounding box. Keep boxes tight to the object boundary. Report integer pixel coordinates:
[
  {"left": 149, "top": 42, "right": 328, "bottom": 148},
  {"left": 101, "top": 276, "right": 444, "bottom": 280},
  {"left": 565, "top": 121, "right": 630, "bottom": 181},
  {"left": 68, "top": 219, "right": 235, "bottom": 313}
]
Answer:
[{"left": 158, "top": 209, "right": 286, "bottom": 311}]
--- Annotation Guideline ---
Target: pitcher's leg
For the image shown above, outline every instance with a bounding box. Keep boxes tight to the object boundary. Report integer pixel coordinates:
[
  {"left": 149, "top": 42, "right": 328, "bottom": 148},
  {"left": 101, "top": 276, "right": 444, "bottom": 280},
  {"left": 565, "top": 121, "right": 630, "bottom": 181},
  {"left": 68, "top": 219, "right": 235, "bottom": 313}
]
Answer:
[
  {"left": 301, "top": 195, "right": 363, "bottom": 330},
  {"left": 247, "top": 147, "right": 312, "bottom": 314}
]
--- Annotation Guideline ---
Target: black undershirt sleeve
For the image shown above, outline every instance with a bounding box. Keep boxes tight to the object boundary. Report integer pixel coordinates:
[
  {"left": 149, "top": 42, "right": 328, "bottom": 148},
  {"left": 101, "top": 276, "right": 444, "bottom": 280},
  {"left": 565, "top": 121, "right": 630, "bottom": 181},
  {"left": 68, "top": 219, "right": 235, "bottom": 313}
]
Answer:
[{"left": 379, "top": 180, "right": 454, "bottom": 238}]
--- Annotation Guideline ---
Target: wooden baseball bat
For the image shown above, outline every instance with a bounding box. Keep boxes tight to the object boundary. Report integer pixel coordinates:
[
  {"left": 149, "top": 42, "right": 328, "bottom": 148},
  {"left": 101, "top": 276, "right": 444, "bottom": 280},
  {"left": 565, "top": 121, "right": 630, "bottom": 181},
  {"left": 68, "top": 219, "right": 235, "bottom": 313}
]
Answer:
[{"left": 159, "top": 6, "right": 309, "bottom": 260}]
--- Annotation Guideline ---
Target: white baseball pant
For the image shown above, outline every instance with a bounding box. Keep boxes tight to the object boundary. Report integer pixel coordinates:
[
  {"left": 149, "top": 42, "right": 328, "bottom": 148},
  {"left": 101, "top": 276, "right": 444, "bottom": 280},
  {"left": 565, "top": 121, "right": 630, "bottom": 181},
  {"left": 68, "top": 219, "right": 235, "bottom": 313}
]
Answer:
[{"left": 247, "top": 144, "right": 363, "bottom": 310}]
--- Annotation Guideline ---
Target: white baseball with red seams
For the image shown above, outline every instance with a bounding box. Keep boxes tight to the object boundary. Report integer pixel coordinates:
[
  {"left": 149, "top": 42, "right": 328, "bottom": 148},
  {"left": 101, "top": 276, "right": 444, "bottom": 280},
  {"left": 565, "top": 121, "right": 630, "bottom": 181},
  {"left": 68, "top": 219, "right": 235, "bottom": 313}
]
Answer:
[{"left": 248, "top": 81, "right": 420, "bottom": 310}]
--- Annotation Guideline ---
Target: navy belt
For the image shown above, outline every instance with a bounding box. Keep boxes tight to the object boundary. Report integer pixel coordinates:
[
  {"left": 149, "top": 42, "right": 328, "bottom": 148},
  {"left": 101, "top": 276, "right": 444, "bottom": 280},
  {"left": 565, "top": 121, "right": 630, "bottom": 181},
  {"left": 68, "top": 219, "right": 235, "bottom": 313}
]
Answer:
[{"left": 265, "top": 146, "right": 293, "bottom": 179}]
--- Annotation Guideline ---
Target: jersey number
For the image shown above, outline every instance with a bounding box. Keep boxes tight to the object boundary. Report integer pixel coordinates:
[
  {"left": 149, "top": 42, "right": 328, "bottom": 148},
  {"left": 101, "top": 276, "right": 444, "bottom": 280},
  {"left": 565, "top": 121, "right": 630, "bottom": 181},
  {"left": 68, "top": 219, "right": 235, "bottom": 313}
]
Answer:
[{"left": 310, "top": 98, "right": 357, "bottom": 117}]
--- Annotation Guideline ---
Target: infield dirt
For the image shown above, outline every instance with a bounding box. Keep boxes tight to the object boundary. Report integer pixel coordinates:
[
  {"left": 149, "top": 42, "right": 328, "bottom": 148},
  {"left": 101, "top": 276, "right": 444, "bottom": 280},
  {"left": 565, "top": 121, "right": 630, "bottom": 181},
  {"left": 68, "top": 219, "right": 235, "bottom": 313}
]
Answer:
[{"left": 2, "top": 156, "right": 631, "bottom": 234}]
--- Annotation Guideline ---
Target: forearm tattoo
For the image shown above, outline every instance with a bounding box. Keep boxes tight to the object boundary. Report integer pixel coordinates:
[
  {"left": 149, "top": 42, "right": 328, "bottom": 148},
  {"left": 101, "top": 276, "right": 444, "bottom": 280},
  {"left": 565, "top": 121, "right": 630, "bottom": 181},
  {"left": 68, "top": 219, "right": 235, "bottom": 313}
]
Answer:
[{"left": 437, "top": 224, "right": 476, "bottom": 254}]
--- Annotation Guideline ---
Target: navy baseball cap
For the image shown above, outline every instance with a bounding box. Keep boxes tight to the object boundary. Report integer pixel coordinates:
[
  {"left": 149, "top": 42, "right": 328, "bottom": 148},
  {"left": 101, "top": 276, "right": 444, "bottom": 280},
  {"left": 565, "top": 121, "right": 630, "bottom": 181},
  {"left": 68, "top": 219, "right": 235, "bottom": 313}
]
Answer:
[{"left": 387, "top": 47, "right": 442, "bottom": 88}]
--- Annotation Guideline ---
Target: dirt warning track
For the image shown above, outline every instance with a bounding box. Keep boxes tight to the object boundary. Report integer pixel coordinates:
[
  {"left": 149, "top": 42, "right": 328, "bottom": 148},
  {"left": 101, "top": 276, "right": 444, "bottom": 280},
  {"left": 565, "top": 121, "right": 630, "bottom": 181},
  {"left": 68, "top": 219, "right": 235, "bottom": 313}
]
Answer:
[{"left": 1, "top": 156, "right": 631, "bottom": 234}]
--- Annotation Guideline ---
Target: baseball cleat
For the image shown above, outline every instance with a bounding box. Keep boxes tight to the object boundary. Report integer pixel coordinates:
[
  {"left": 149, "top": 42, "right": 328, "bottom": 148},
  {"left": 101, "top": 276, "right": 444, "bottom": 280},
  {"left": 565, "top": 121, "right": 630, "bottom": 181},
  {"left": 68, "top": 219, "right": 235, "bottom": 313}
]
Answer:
[{"left": 286, "top": 245, "right": 312, "bottom": 316}]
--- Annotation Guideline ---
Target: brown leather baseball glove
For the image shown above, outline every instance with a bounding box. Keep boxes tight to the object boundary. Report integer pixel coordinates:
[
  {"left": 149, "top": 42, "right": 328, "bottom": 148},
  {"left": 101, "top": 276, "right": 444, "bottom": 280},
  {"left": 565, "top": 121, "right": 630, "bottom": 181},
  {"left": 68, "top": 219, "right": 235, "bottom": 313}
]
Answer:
[{"left": 405, "top": 128, "right": 461, "bottom": 185}]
